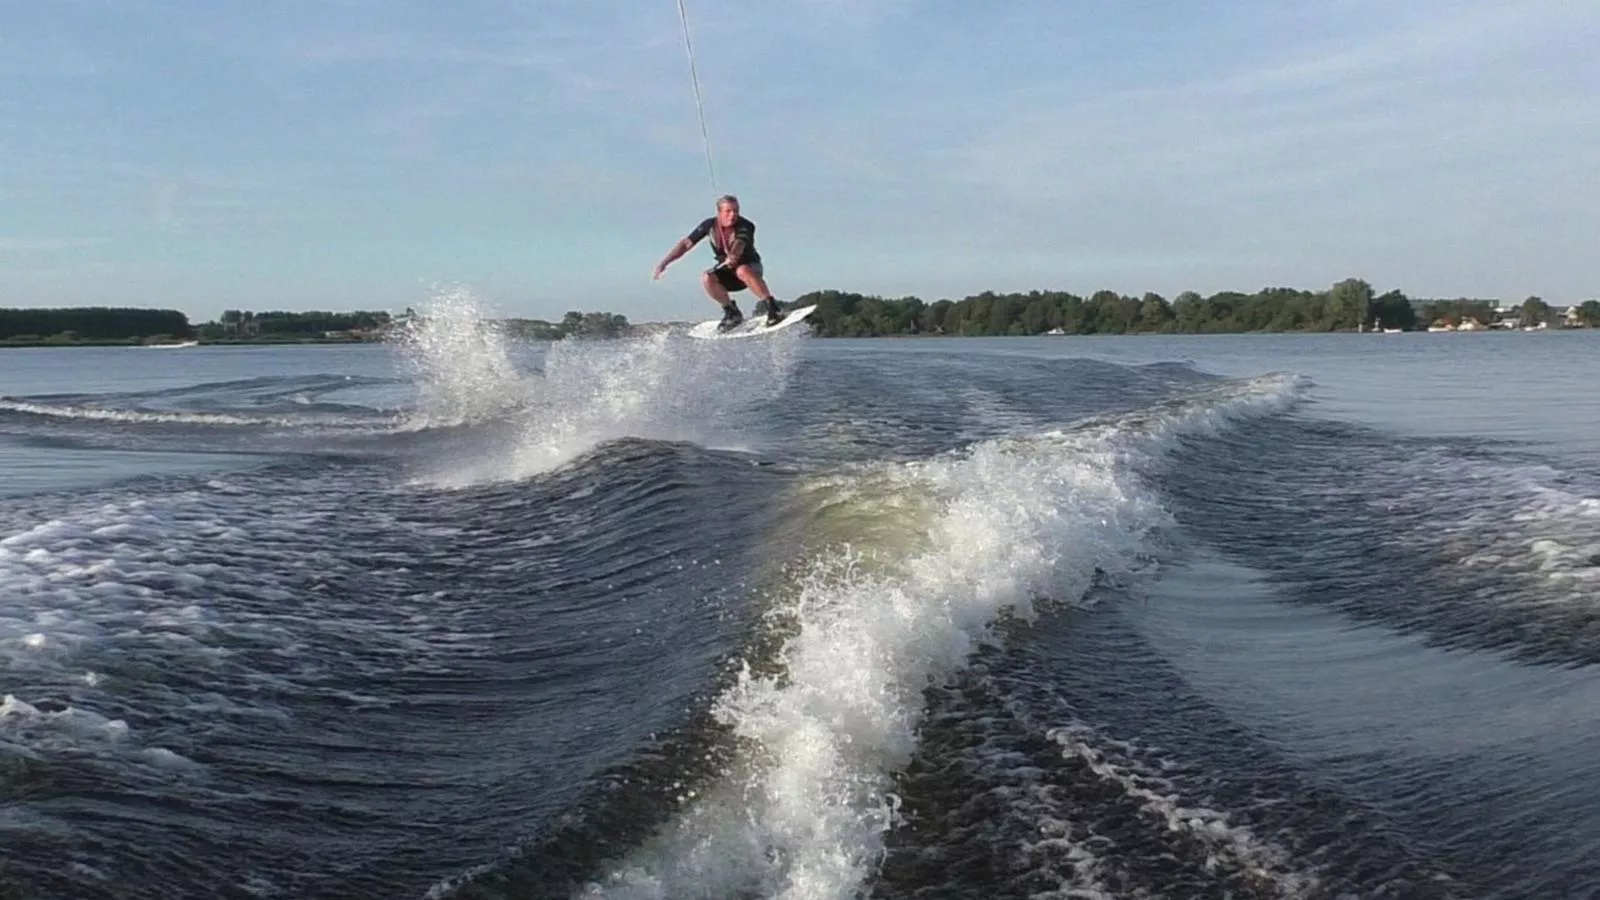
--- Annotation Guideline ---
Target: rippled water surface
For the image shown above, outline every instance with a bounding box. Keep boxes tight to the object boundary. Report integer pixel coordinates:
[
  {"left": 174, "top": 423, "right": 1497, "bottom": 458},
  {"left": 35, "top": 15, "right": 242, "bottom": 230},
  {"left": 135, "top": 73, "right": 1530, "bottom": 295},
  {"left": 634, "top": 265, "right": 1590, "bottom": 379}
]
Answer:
[{"left": 3, "top": 309, "right": 1597, "bottom": 900}]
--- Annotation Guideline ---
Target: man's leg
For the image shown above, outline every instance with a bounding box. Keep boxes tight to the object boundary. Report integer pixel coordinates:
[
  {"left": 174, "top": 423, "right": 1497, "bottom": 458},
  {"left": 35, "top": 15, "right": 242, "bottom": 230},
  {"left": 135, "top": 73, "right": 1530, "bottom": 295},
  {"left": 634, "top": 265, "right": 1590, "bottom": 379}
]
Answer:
[
  {"left": 700, "top": 268, "right": 733, "bottom": 306},
  {"left": 701, "top": 268, "right": 744, "bottom": 330},
  {"left": 733, "top": 264, "right": 783, "bottom": 324}
]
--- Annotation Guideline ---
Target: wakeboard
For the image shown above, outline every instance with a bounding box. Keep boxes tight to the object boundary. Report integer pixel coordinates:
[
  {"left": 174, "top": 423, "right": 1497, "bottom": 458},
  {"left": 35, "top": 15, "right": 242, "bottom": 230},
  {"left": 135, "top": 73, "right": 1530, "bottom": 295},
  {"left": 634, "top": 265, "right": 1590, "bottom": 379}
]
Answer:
[{"left": 688, "top": 304, "right": 817, "bottom": 340}]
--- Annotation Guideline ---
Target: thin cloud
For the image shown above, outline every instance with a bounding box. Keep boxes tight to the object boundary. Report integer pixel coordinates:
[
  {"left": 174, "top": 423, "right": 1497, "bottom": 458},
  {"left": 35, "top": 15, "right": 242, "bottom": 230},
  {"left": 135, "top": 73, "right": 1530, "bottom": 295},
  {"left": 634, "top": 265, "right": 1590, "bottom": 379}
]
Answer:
[
  {"left": 0, "top": 0, "right": 1595, "bottom": 318},
  {"left": 923, "top": 2, "right": 1595, "bottom": 246},
  {"left": 0, "top": 238, "right": 105, "bottom": 254}
]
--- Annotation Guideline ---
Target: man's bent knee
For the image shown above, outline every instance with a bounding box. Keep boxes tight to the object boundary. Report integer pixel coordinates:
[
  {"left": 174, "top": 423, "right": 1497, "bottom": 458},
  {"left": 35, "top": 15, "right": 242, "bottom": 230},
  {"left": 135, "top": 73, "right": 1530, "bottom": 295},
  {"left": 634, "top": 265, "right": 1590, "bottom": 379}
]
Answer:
[
  {"left": 734, "top": 264, "right": 767, "bottom": 289},
  {"left": 700, "top": 270, "right": 730, "bottom": 301}
]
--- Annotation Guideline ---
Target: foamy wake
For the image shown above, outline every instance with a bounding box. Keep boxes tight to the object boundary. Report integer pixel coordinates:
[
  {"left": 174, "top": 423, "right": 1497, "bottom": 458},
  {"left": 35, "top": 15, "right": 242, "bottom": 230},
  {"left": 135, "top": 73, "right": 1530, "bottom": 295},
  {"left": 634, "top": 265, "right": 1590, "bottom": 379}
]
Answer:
[
  {"left": 0, "top": 694, "right": 197, "bottom": 773},
  {"left": 1386, "top": 459, "right": 1600, "bottom": 593},
  {"left": 575, "top": 374, "right": 1301, "bottom": 900},
  {"left": 0, "top": 496, "right": 224, "bottom": 774},
  {"left": 507, "top": 329, "right": 800, "bottom": 473},
  {"left": 0, "top": 398, "right": 377, "bottom": 429},
  {"left": 0, "top": 479, "right": 406, "bottom": 774},
  {"left": 1047, "top": 722, "right": 1316, "bottom": 899},
  {"left": 402, "top": 292, "right": 807, "bottom": 487},
  {"left": 391, "top": 286, "right": 538, "bottom": 429}
]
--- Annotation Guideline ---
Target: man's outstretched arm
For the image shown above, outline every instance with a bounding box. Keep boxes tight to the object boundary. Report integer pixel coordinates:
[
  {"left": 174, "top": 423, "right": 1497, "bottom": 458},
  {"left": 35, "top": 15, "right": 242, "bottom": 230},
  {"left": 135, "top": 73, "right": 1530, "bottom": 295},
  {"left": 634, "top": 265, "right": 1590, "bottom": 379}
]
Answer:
[
  {"left": 653, "top": 237, "right": 695, "bottom": 279},
  {"left": 654, "top": 220, "right": 712, "bottom": 279}
]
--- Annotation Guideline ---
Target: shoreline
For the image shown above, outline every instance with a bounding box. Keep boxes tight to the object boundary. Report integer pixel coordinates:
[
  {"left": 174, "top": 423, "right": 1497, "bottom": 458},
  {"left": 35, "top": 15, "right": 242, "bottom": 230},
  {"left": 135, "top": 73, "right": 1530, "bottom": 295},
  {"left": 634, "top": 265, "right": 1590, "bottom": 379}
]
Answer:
[
  {"left": 3, "top": 328, "right": 1593, "bottom": 349},
  {"left": 0, "top": 337, "right": 377, "bottom": 349}
]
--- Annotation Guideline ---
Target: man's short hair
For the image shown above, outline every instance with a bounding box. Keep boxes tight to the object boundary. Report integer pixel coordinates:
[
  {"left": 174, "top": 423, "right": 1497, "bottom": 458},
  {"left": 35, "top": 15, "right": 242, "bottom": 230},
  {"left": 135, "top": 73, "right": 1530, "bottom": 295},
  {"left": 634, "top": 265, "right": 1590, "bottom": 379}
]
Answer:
[{"left": 716, "top": 194, "right": 739, "bottom": 209}]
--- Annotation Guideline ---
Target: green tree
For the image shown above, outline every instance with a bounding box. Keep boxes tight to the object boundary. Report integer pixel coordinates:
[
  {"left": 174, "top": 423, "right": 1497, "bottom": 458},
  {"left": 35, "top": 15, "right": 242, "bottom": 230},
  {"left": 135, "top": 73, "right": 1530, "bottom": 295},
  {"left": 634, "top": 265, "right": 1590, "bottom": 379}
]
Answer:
[
  {"left": 1054, "top": 293, "right": 1088, "bottom": 333},
  {"left": 1329, "top": 278, "right": 1374, "bottom": 331},
  {"left": 1369, "top": 289, "right": 1416, "bottom": 331},
  {"left": 576, "top": 311, "right": 629, "bottom": 337},
  {"left": 962, "top": 294, "right": 993, "bottom": 336},
  {"left": 988, "top": 294, "right": 1019, "bottom": 335},
  {"left": 791, "top": 278, "right": 1438, "bottom": 338},
  {"left": 920, "top": 299, "right": 953, "bottom": 334},
  {"left": 1519, "top": 296, "right": 1551, "bottom": 328},
  {"left": 1171, "top": 291, "right": 1205, "bottom": 332},
  {"left": 1020, "top": 297, "right": 1052, "bottom": 334},
  {"left": 0, "top": 307, "right": 192, "bottom": 341},
  {"left": 1138, "top": 292, "right": 1173, "bottom": 331}
]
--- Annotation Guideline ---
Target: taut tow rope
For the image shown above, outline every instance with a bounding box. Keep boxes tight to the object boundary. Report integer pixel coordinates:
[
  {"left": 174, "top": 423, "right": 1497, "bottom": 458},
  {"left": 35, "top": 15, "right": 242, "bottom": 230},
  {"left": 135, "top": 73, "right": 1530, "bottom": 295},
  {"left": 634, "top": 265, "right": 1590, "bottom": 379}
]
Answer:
[{"left": 674, "top": 0, "right": 718, "bottom": 194}]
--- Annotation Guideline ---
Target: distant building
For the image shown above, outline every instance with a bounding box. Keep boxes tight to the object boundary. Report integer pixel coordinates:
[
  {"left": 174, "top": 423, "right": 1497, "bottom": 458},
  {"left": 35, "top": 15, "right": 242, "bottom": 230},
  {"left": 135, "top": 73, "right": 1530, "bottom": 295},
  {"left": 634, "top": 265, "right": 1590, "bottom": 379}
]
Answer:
[{"left": 220, "top": 310, "right": 261, "bottom": 336}]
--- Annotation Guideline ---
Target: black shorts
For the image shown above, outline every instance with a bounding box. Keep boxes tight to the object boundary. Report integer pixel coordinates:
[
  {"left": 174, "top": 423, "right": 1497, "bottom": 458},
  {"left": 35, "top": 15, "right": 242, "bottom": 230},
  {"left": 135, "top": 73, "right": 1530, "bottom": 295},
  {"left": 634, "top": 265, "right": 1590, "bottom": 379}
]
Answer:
[{"left": 708, "top": 262, "right": 761, "bottom": 293}]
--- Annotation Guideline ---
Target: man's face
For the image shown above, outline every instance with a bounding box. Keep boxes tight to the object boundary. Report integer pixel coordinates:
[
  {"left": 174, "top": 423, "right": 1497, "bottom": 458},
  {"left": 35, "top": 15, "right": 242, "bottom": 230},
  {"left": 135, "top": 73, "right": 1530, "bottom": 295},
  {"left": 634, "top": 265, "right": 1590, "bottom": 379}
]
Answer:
[{"left": 716, "top": 202, "right": 739, "bottom": 226}]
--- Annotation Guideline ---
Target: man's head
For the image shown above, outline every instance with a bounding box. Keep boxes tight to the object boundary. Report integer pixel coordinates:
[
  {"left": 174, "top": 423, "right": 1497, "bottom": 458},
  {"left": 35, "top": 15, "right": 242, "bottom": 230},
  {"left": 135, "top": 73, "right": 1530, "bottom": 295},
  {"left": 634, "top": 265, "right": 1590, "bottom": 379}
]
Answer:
[{"left": 715, "top": 194, "right": 740, "bottom": 227}]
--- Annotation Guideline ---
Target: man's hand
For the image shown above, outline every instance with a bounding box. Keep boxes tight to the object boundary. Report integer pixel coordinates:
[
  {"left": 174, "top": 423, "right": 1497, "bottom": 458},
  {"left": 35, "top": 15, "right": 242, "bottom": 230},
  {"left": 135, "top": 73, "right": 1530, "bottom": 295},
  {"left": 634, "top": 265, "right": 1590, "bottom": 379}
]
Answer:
[{"left": 652, "top": 262, "right": 666, "bottom": 280}]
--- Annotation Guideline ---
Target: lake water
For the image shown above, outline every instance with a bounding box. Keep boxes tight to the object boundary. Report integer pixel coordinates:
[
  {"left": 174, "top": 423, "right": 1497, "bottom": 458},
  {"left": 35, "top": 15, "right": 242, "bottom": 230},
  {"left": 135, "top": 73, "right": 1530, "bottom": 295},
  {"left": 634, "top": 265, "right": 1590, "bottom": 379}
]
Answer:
[{"left": 2, "top": 319, "right": 1597, "bottom": 899}]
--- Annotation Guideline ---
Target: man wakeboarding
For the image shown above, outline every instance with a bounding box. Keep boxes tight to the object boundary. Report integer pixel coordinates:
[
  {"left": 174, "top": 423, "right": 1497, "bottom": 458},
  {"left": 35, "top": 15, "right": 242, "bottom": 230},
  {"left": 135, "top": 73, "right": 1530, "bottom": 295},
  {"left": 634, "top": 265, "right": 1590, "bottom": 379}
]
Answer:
[{"left": 653, "top": 194, "right": 786, "bottom": 332}]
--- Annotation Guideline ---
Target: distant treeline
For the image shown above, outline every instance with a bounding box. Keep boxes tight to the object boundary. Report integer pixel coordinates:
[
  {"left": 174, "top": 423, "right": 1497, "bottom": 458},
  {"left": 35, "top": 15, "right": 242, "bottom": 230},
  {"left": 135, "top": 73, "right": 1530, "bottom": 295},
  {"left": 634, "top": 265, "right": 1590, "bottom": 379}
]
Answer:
[
  {"left": 0, "top": 304, "right": 633, "bottom": 344},
  {"left": 6, "top": 281, "right": 1595, "bottom": 347},
  {"left": 208, "top": 308, "right": 632, "bottom": 341},
  {"left": 0, "top": 306, "right": 193, "bottom": 342},
  {"left": 206, "top": 309, "right": 392, "bottom": 338},
  {"left": 0, "top": 306, "right": 393, "bottom": 343},
  {"left": 499, "top": 310, "right": 631, "bottom": 340},
  {"left": 792, "top": 279, "right": 1520, "bottom": 337}
]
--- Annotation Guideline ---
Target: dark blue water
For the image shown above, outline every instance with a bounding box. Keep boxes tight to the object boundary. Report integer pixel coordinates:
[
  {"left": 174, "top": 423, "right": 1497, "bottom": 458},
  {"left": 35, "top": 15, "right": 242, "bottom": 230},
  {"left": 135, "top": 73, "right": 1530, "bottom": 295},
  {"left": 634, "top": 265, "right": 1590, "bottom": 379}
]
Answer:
[{"left": 3, "top": 313, "right": 1598, "bottom": 900}]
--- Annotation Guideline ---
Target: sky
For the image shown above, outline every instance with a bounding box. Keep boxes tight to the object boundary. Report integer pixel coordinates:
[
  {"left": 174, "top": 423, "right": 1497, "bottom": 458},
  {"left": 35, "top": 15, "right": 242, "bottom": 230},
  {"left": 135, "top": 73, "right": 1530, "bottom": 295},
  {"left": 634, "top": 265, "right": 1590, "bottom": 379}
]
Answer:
[{"left": 1, "top": 0, "right": 1596, "bottom": 324}]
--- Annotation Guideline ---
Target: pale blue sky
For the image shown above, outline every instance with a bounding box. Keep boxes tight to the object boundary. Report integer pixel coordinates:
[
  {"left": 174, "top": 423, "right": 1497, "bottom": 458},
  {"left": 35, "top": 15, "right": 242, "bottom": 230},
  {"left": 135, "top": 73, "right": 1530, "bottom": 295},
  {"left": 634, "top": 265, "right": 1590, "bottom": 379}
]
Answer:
[{"left": 2, "top": 0, "right": 1595, "bottom": 323}]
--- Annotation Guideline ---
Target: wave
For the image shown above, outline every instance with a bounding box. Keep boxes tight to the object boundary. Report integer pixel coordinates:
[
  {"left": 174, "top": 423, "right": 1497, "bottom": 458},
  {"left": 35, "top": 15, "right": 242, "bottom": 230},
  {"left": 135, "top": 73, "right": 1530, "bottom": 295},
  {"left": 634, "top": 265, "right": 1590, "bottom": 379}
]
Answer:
[
  {"left": 404, "top": 325, "right": 809, "bottom": 490},
  {"left": 436, "top": 372, "right": 1302, "bottom": 900},
  {"left": 0, "top": 431, "right": 822, "bottom": 900},
  {"left": 1161, "top": 413, "right": 1600, "bottom": 666},
  {"left": 389, "top": 286, "right": 544, "bottom": 430},
  {"left": 0, "top": 292, "right": 533, "bottom": 446},
  {"left": 0, "top": 397, "right": 391, "bottom": 430}
]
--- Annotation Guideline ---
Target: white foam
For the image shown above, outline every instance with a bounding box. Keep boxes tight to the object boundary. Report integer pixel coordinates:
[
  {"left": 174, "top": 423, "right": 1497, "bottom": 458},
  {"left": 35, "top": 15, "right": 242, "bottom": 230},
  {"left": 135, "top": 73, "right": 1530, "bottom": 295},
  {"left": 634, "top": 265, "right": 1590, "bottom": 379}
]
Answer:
[
  {"left": 390, "top": 284, "right": 538, "bottom": 429},
  {"left": 0, "top": 487, "right": 349, "bottom": 663},
  {"left": 1385, "top": 457, "right": 1600, "bottom": 599},
  {"left": 1049, "top": 722, "right": 1317, "bottom": 898},
  {"left": 0, "top": 497, "right": 229, "bottom": 678},
  {"left": 576, "top": 374, "right": 1300, "bottom": 900},
  {"left": 0, "top": 694, "right": 129, "bottom": 744},
  {"left": 411, "top": 314, "right": 806, "bottom": 488},
  {"left": 0, "top": 693, "right": 204, "bottom": 779},
  {"left": 0, "top": 398, "right": 383, "bottom": 430}
]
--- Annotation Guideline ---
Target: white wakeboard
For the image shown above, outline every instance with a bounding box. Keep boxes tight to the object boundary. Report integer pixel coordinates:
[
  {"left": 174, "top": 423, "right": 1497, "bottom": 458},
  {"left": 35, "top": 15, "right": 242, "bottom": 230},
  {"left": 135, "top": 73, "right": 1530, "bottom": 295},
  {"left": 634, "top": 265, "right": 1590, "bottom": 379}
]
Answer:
[{"left": 688, "top": 304, "right": 817, "bottom": 340}]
